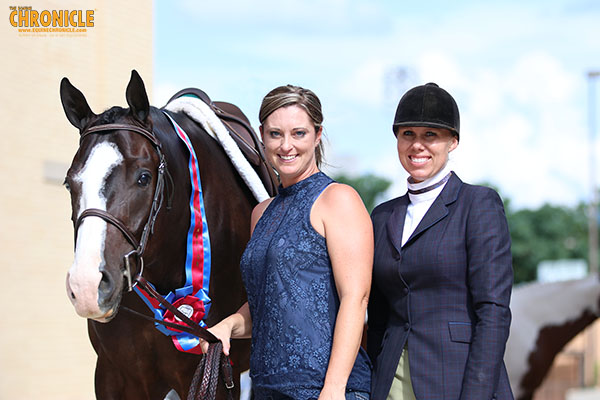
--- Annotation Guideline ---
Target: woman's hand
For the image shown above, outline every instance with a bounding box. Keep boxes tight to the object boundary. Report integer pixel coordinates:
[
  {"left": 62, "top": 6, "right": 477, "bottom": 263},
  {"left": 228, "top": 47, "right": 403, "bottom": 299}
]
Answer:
[
  {"left": 318, "top": 384, "right": 346, "bottom": 400},
  {"left": 200, "top": 302, "right": 253, "bottom": 355},
  {"left": 200, "top": 319, "right": 234, "bottom": 355}
]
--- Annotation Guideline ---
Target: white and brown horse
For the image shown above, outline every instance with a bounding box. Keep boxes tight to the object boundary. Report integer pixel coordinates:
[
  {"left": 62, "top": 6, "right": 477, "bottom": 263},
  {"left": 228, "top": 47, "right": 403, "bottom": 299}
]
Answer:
[
  {"left": 505, "top": 274, "right": 600, "bottom": 400},
  {"left": 61, "top": 70, "right": 275, "bottom": 399}
]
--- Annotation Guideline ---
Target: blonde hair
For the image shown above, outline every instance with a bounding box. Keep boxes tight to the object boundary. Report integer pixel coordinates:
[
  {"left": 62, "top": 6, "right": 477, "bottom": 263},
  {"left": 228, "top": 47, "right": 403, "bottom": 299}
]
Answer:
[{"left": 259, "top": 85, "right": 325, "bottom": 167}]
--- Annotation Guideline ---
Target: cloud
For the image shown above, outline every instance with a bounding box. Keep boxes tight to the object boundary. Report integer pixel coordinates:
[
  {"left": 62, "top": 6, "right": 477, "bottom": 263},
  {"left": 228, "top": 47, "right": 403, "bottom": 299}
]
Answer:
[
  {"left": 341, "top": 48, "right": 592, "bottom": 209},
  {"left": 506, "top": 52, "right": 578, "bottom": 105},
  {"left": 152, "top": 81, "right": 181, "bottom": 107},
  {"left": 337, "top": 60, "right": 389, "bottom": 107},
  {"left": 452, "top": 51, "right": 589, "bottom": 208},
  {"left": 155, "top": 0, "right": 600, "bottom": 209},
  {"left": 416, "top": 53, "right": 464, "bottom": 89}
]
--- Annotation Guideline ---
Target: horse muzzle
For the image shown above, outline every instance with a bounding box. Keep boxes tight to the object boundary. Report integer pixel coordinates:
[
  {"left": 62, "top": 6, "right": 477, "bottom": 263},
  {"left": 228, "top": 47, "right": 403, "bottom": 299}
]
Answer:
[{"left": 66, "top": 261, "right": 123, "bottom": 322}]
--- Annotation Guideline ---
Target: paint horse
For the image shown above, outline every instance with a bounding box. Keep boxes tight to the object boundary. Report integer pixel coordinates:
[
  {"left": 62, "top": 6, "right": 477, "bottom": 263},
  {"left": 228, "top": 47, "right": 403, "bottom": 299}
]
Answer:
[
  {"left": 505, "top": 274, "right": 600, "bottom": 400},
  {"left": 61, "top": 70, "right": 276, "bottom": 399}
]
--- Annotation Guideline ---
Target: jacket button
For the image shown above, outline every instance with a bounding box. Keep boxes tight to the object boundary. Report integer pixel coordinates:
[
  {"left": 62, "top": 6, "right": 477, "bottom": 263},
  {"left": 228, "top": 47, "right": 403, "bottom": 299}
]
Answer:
[
  {"left": 403, "top": 287, "right": 409, "bottom": 294},
  {"left": 394, "top": 252, "right": 401, "bottom": 261},
  {"left": 404, "top": 323, "right": 410, "bottom": 331}
]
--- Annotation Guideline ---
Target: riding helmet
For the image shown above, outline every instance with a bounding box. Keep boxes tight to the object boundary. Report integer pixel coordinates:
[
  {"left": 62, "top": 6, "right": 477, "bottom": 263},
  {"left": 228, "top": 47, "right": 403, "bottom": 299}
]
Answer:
[{"left": 392, "top": 82, "right": 460, "bottom": 139}]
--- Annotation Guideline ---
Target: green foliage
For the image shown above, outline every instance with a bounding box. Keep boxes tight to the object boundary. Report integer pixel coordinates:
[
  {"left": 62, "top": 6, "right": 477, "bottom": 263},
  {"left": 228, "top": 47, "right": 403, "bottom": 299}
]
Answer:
[
  {"left": 506, "top": 203, "right": 589, "bottom": 284},
  {"left": 334, "top": 173, "right": 392, "bottom": 213},
  {"left": 475, "top": 182, "right": 591, "bottom": 284}
]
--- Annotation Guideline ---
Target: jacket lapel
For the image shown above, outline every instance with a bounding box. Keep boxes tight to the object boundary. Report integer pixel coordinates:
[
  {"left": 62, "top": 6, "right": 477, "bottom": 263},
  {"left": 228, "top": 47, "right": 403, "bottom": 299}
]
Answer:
[
  {"left": 404, "top": 172, "right": 462, "bottom": 247},
  {"left": 386, "top": 195, "right": 409, "bottom": 256}
]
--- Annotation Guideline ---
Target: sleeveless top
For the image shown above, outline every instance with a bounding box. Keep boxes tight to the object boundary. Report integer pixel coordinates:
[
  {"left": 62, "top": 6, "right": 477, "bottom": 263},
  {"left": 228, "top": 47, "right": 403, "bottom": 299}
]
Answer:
[{"left": 240, "top": 172, "right": 372, "bottom": 399}]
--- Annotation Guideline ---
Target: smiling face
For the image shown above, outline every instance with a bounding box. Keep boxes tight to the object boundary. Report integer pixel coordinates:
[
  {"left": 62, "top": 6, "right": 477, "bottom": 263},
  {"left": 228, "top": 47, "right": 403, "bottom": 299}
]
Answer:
[
  {"left": 260, "top": 105, "right": 322, "bottom": 187},
  {"left": 396, "top": 126, "right": 458, "bottom": 183}
]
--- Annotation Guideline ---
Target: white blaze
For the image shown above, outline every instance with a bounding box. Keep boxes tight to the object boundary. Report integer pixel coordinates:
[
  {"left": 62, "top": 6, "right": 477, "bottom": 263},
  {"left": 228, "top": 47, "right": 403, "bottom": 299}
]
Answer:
[{"left": 67, "top": 142, "right": 123, "bottom": 318}]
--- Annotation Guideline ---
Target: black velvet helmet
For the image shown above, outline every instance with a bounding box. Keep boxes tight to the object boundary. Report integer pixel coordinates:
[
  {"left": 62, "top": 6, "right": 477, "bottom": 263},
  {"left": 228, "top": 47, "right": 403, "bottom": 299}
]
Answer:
[{"left": 392, "top": 82, "right": 460, "bottom": 139}]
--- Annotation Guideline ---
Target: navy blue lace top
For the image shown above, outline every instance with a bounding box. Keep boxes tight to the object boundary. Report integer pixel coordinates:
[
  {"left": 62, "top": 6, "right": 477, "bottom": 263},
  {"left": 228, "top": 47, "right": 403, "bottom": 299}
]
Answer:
[{"left": 240, "top": 172, "right": 371, "bottom": 399}]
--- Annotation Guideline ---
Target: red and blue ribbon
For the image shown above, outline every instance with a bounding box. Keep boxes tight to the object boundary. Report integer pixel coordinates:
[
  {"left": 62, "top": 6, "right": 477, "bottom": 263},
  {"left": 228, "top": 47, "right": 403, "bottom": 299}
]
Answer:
[{"left": 134, "top": 112, "right": 212, "bottom": 355}]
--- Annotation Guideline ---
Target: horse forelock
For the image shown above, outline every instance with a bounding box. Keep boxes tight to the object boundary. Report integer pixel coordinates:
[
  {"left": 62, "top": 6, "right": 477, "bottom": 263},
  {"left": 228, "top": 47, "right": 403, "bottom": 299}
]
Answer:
[
  {"left": 88, "top": 106, "right": 150, "bottom": 133},
  {"left": 97, "top": 106, "right": 128, "bottom": 125}
]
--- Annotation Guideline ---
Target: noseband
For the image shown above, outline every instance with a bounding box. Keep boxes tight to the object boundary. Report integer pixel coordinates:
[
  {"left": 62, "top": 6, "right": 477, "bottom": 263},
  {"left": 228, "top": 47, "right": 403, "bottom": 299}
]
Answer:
[{"left": 74, "top": 123, "right": 171, "bottom": 291}]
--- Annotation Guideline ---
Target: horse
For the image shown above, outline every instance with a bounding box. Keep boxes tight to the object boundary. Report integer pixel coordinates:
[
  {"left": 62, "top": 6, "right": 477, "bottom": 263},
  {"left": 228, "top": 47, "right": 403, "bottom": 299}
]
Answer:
[
  {"left": 61, "top": 70, "right": 275, "bottom": 399},
  {"left": 504, "top": 274, "right": 600, "bottom": 400}
]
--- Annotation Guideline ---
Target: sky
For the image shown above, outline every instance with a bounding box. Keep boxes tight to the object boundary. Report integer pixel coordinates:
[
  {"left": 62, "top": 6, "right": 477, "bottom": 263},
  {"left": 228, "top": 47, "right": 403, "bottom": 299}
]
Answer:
[{"left": 154, "top": 0, "right": 600, "bottom": 210}]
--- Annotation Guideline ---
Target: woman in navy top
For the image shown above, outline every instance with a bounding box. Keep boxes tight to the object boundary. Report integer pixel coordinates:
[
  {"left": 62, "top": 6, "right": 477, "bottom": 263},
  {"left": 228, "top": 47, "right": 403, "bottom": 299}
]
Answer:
[{"left": 205, "top": 85, "right": 373, "bottom": 399}]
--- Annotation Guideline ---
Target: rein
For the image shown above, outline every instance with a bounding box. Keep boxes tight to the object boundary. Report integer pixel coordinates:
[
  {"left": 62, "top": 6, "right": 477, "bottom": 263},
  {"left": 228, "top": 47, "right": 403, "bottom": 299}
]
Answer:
[
  {"left": 76, "top": 121, "right": 233, "bottom": 399},
  {"left": 124, "top": 276, "right": 234, "bottom": 400}
]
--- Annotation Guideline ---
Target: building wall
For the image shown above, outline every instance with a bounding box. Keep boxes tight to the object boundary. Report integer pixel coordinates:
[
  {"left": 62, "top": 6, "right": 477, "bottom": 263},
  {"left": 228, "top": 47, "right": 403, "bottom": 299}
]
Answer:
[{"left": 0, "top": 1, "right": 152, "bottom": 398}]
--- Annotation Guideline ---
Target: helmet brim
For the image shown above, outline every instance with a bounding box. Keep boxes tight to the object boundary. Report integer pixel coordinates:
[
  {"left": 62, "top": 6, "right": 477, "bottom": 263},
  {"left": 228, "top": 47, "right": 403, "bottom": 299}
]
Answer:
[{"left": 393, "top": 121, "right": 459, "bottom": 139}]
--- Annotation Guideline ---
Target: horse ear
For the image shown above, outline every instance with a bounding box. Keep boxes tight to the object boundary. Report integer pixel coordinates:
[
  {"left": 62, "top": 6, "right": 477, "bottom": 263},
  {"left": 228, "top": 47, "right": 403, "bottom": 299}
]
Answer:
[
  {"left": 60, "top": 77, "right": 95, "bottom": 131},
  {"left": 125, "top": 70, "right": 150, "bottom": 123}
]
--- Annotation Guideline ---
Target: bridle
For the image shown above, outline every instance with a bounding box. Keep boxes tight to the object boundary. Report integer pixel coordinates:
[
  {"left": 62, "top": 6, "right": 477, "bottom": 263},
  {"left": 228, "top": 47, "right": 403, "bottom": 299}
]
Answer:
[
  {"left": 74, "top": 122, "right": 171, "bottom": 291},
  {"left": 73, "top": 121, "right": 234, "bottom": 398}
]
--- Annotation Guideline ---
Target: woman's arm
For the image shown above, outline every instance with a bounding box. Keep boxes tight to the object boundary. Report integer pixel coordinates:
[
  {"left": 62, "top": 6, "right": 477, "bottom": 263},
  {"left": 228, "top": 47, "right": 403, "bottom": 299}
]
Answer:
[
  {"left": 201, "top": 198, "right": 273, "bottom": 354},
  {"left": 312, "top": 183, "right": 374, "bottom": 399},
  {"left": 203, "top": 302, "right": 252, "bottom": 355},
  {"left": 460, "top": 187, "right": 513, "bottom": 399},
  {"left": 366, "top": 278, "right": 389, "bottom": 365},
  {"left": 366, "top": 206, "right": 390, "bottom": 366}
]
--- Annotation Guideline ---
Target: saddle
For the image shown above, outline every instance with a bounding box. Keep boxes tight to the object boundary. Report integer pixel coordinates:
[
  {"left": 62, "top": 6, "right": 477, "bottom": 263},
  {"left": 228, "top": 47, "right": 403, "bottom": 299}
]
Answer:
[{"left": 166, "top": 88, "right": 278, "bottom": 197}]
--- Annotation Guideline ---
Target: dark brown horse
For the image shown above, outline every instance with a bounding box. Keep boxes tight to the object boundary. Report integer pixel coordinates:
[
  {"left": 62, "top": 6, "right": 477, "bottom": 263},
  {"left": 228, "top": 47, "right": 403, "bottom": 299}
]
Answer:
[{"left": 61, "top": 70, "right": 273, "bottom": 399}]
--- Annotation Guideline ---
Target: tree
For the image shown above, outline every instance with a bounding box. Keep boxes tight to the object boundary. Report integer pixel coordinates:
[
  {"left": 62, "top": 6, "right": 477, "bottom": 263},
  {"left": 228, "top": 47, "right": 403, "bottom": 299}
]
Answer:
[
  {"left": 333, "top": 173, "right": 392, "bottom": 213},
  {"left": 475, "top": 182, "right": 590, "bottom": 284},
  {"left": 506, "top": 203, "right": 589, "bottom": 284}
]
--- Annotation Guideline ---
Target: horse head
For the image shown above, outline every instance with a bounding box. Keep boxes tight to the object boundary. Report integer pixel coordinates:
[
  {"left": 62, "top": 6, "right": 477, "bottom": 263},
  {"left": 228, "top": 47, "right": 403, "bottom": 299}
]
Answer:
[{"left": 61, "top": 70, "right": 165, "bottom": 322}]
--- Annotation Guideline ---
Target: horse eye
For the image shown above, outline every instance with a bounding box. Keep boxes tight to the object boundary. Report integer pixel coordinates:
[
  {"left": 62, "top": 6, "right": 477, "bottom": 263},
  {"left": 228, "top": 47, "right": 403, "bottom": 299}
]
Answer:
[
  {"left": 63, "top": 178, "right": 71, "bottom": 192},
  {"left": 137, "top": 172, "right": 152, "bottom": 187}
]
